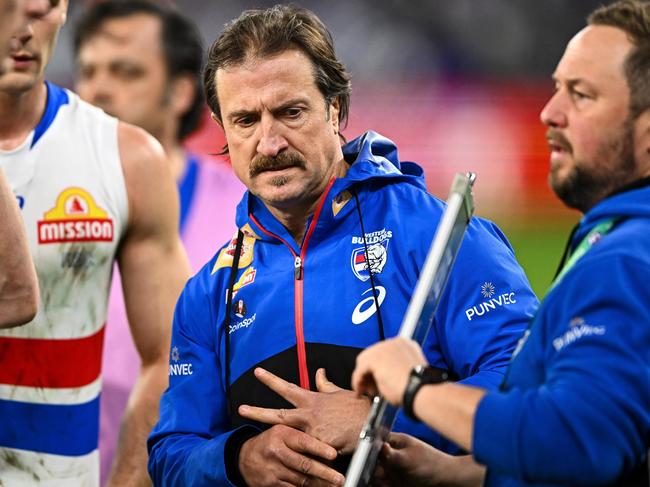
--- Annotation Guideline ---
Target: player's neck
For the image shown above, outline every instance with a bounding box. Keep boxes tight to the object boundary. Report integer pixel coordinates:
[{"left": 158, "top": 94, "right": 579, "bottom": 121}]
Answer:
[
  {"left": 0, "top": 81, "right": 47, "bottom": 151},
  {"left": 168, "top": 145, "right": 187, "bottom": 182},
  {"left": 154, "top": 120, "right": 186, "bottom": 182}
]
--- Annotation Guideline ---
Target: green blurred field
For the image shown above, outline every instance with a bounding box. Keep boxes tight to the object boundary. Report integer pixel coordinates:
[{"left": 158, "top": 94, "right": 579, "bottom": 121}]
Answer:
[{"left": 498, "top": 219, "right": 577, "bottom": 299}]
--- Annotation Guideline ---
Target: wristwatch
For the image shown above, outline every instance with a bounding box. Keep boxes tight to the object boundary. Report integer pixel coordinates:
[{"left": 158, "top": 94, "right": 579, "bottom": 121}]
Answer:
[{"left": 402, "top": 365, "right": 449, "bottom": 421}]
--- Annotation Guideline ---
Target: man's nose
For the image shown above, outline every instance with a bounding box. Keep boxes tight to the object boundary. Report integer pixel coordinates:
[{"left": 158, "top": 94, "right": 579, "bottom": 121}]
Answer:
[
  {"left": 79, "top": 73, "right": 113, "bottom": 108},
  {"left": 256, "top": 117, "right": 289, "bottom": 157},
  {"left": 540, "top": 91, "right": 568, "bottom": 128}
]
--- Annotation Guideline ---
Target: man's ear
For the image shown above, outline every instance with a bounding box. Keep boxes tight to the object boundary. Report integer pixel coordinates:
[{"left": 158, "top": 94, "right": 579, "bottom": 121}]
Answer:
[
  {"left": 633, "top": 108, "right": 650, "bottom": 176},
  {"left": 169, "top": 75, "right": 196, "bottom": 119},
  {"left": 329, "top": 97, "right": 340, "bottom": 134},
  {"left": 210, "top": 111, "right": 223, "bottom": 128}
]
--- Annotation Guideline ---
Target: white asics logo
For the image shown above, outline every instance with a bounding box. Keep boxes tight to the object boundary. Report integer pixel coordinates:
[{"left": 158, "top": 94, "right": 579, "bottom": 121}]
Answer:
[{"left": 352, "top": 286, "right": 386, "bottom": 325}]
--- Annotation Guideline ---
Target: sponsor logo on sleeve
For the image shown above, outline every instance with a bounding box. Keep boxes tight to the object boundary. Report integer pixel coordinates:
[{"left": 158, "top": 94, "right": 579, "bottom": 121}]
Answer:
[
  {"left": 552, "top": 317, "right": 605, "bottom": 352},
  {"left": 465, "top": 282, "right": 517, "bottom": 321},
  {"left": 37, "top": 187, "right": 114, "bottom": 244},
  {"left": 169, "top": 346, "right": 194, "bottom": 376}
]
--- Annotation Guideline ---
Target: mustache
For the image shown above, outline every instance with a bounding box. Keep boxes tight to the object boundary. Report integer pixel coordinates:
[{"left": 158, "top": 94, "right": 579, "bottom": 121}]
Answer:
[
  {"left": 546, "top": 129, "right": 572, "bottom": 153},
  {"left": 249, "top": 152, "right": 307, "bottom": 178}
]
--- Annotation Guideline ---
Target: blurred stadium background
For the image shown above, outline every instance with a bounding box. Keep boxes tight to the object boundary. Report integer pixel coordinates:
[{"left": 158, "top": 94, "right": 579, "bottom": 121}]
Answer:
[{"left": 48, "top": 0, "right": 606, "bottom": 298}]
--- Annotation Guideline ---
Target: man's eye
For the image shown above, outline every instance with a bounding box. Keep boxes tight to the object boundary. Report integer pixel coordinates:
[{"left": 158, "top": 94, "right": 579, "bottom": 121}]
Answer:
[
  {"left": 236, "top": 116, "right": 255, "bottom": 127},
  {"left": 572, "top": 89, "right": 591, "bottom": 101},
  {"left": 114, "top": 67, "right": 144, "bottom": 80},
  {"left": 77, "top": 68, "right": 93, "bottom": 80},
  {"left": 284, "top": 108, "right": 302, "bottom": 118}
]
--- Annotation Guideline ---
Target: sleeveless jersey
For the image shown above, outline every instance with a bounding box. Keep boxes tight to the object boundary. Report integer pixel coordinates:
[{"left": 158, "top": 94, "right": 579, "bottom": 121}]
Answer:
[
  {"left": 0, "top": 82, "right": 128, "bottom": 486},
  {"left": 98, "top": 156, "right": 243, "bottom": 483}
]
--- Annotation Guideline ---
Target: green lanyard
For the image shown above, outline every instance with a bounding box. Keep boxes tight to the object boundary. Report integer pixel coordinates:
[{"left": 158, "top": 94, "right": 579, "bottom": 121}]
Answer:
[{"left": 550, "top": 217, "right": 618, "bottom": 291}]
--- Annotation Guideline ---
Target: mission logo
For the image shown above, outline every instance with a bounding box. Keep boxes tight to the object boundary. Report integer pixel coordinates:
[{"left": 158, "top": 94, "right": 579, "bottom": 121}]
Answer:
[{"left": 38, "top": 187, "right": 114, "bottom": 244}]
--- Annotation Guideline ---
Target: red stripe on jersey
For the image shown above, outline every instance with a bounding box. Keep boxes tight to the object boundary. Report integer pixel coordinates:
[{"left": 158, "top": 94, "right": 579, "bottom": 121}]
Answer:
[{"left": 0, "top": 326, "right": 105, "bottom": 388}]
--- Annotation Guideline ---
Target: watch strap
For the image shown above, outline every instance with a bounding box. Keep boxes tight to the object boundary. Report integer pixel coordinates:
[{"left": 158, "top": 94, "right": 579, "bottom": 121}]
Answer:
[{"left": 402, "top": 365, "right": 449, "bottom": 421}]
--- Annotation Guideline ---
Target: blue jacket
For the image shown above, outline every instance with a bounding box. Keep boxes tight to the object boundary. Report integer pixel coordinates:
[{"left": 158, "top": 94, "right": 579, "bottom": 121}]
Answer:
[
  {"left": 148, "top": 131, "right": 538, "bottom": 486},
  {"left": 474, "top": 181, "right": 650, "bottom": 486}
]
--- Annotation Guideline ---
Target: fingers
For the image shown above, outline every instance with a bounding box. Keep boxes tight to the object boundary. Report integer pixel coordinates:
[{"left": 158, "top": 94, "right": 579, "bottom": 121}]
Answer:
[
  {"left": 239, "top": 404, "right": 303, "bottom": 428},
  {"left": 284, "top": 427, "right": 338, "bottom": 461},
  {"left": 386, "top": 432, "right": 410, "bottom": 450},
  {"left": 315, "top": 368, "right": 341, "bottom": 393},
  {"left": 254, "top": 367, "right": 306, "bottom": 406},
  {"left": 241, "top": 425, "right": 344, "bottom": 486},
  {"left": 351, "top": 361, "right": 377, "bottom": 396},
  {"left": 280, "top": 447, "right": 344, "bottom": 486},
  {"left": 281, "top": 430, "right": 344, "bottom": 486}
]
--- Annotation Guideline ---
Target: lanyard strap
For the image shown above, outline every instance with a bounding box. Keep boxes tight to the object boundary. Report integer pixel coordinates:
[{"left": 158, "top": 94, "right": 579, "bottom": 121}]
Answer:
[{"left": 550, "top": 217, "right": 618, "bottom": 290}]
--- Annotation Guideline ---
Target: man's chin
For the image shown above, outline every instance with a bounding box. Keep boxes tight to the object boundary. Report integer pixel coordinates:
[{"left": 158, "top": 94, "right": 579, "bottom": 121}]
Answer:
[
  {"left": 0, "top": 70, "right": 40, "bottom": 94},
  {"left": 254, "top": 184, "right": 311, "bottom": 209}
]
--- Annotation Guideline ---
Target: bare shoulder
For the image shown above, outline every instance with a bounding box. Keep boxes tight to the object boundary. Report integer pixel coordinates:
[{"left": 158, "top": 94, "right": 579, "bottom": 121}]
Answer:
[
  {"left": 117, "top": 121, "right": 168, "bottom": 182},
  {"left": 116, "top": 121, "right": 177, "bottom": 234}
]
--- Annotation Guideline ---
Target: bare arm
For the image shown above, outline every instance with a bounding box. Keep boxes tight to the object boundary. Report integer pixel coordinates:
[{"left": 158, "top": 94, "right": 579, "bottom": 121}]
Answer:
[
  {"left": 106, "top": 122, "right": 191, "bottom": 487},
  {"left": 0, "top": 168, "right": 38, "bottom": 328},
  {"left": 352, "top": 337, "right": 485, "bottom": 451}
]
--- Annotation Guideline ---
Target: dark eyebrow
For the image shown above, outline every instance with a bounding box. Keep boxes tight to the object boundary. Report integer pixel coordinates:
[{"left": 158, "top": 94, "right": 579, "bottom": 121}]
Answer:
[
  {"left": 226, "top": 97, "right": 311, "bottom": 123},
  {"left": 226, "top": 109, "right": 257, "bottom": 124},
  {"left": 552, "top": 75, "right": 590, "bottom": 89},
  {"left": 271, "top": 98, "right": 310, "bottom": 115}
]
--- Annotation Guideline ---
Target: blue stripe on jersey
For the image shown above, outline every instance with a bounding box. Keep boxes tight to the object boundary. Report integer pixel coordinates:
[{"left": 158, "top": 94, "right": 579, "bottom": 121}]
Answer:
[
  {"left": 0, "top": 397, "right": 99, "bottom": 456},
  {"left": 31, "top": 81, "right": 69, "bottom": 148},
  {"left": 178, "top": 155, "right": 199, "bottom": 234}
]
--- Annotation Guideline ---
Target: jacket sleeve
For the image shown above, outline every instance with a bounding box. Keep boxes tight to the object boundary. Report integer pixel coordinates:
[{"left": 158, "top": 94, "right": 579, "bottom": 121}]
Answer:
[
  {"left": 473, "top": 257, "right": 650, "bottom": 484},
  {"left": 431, "top": 217, "right": 538, "bottom": 387},
  {"left": 147, "top": 270, "right": 258, "bottom": 486},
  {"left": 393, "top": 217, "right": 538, "bottom": 450}
]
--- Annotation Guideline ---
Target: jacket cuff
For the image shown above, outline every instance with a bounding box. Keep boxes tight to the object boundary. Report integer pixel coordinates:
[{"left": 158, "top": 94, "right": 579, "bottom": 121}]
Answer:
[
  {"left": 473, "top": 390, "right": 521, "bottom": 471},
  {"left": 224, "top": 425, "right": 261, "bottom": 486}
]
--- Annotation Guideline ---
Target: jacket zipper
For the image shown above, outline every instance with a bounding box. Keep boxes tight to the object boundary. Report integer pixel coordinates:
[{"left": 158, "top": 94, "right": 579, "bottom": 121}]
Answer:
[{"left": 249, "top": 177, "right": 336, "bottom": 390}]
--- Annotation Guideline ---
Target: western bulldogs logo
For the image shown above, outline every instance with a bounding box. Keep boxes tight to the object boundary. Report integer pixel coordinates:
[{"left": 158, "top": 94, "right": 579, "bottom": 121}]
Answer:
[{"left": 351, "top": 240, "right": 389, "bottom": 282}]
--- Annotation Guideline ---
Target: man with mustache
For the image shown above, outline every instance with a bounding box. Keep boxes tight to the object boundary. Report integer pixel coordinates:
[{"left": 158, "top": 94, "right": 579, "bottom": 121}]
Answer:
[
  {"left": 0, "top": 0, "right": 190, "bottom": 485},
  {"left": 0, "top": 0, "right": 49, "bottom": 328},
  {"left": 147, "top": 5, "right": 539, "bottom": 486},
  {"left": 352, "top": 1, "right": 650, "bottom": 485}
]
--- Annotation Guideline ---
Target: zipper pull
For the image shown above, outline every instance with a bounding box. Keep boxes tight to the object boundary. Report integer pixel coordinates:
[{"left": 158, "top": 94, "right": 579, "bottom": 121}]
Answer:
[{"left": 294, "top": 256, "right": 302, "bottom": 280}]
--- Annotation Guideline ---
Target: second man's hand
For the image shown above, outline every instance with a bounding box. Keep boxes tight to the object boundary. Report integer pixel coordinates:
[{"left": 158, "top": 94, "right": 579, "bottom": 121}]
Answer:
[{"left": 238, "top": 367, "right": 371, "bottom": 455}]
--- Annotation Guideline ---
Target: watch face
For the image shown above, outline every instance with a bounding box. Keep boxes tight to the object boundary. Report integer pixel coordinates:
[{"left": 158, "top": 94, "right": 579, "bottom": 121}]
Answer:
[{"left": 421, "top": 366, "right": 449, "bottom": 384}]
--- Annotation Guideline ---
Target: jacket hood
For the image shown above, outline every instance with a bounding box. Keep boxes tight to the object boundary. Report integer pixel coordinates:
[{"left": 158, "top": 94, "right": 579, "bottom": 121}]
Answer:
[
  {"left": 340, "top": 130, "right": 425, "bottom": 186},
  {"left": 573, "top": 178, "right": 650, "bottom": 244},
  {"left": 234, "top": 131, "right": 427, "bottom": 231}
]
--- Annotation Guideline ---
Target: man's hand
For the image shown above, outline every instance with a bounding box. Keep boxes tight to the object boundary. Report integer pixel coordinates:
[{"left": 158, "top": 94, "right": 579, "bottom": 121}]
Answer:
[
  {"left": 238, "top": 367, "right": 371, "bottom": 454},
  {"left": 351, "top": 337, "right": 427, "bottom": 406},
  {"left": 371, "top": 433, "right": 485, "bottom": 487},
  {"left": 239, "top": 424, "right": 345, "bottom": 487}
]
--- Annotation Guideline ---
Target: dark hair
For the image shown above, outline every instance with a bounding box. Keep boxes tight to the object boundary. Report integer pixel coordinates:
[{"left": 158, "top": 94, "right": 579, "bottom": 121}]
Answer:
[
  {"left": 204, "top": 4, "right": 351, "bottom": 127},
  {"left": 74, "top": 0, "right": 205, "bottom": 140},
  {"left": 588, "top": 0, "right": 650, "bottom": 119}
]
